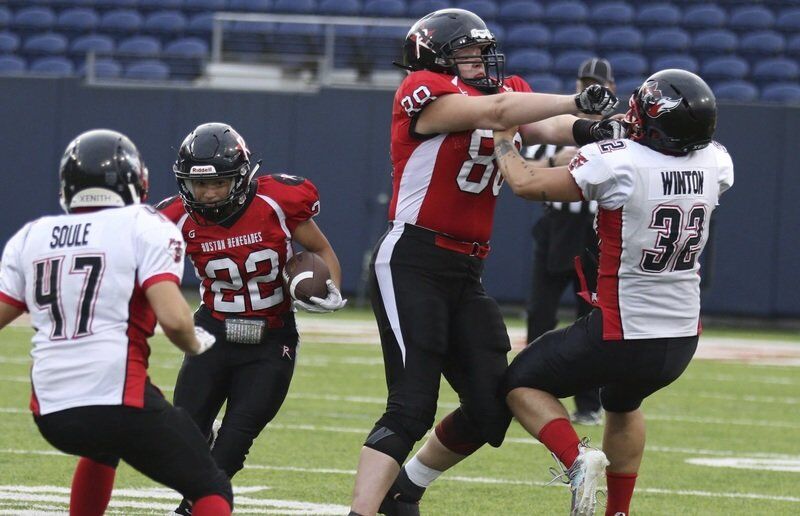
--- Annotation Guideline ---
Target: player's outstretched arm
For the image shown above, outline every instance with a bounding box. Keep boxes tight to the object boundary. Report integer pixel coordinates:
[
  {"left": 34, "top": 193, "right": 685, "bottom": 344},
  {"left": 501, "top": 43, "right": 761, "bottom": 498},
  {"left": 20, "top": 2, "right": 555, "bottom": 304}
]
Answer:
[
  {"left": 0, "top": 301, "right": 23, "bottom": 331},
  {"left": 415, "top": 84, "right": 618, "bottom": 135},
  {"left": 145, "top": 281, "right": 214, "bottom": 355},
  {"left": 493, "top": 127, "right": 583, "bottom": 203}
]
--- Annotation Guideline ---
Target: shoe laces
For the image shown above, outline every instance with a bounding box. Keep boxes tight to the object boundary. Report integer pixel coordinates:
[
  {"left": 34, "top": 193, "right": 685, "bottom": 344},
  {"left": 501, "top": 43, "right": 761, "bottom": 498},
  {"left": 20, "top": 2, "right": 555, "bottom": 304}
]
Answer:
[{"left": 545, "top": 437, "right": 597, "bottom": 487}]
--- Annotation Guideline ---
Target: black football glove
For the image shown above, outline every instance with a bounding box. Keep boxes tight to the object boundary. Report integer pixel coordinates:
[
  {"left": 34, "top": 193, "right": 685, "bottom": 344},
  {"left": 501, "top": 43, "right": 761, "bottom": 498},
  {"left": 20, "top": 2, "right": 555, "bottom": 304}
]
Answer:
[
  {"left": 574, "top": 84, "right": 619, "bottom": 116},
  {"left": 589, "top": 119, "right": 628, "bottom": 141}
]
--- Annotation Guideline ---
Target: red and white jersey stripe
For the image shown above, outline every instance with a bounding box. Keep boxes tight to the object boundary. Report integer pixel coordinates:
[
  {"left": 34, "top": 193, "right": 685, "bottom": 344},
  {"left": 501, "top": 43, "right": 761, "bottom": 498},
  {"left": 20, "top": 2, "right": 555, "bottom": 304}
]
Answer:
[
  {"left": 389, "top": 71, "right": 527, "bottom": 243},
  {"left": 0, "top": 205, "right": 185, "bottom": 415},
  {"left": 569, "top": 139, "right": 734, "bottom": 340}
]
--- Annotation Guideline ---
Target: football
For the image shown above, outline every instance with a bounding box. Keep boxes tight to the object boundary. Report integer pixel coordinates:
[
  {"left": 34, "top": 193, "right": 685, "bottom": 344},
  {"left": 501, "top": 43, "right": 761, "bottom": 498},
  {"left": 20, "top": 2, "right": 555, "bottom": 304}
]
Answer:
[{"left": 282, "top": 251, "right": 330, "bottom": 303}]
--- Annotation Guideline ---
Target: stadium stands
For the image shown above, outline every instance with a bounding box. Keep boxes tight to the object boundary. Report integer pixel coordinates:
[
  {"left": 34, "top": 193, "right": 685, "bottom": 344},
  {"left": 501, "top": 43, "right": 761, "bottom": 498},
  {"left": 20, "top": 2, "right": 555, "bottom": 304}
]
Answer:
[{"left": 0, "top": 0, "right": 796, "bottom": 103}]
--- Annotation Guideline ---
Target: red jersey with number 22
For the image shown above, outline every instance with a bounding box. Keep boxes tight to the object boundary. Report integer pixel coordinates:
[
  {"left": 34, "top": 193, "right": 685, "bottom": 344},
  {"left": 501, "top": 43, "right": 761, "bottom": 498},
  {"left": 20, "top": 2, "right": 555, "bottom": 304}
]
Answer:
[
  {"left": 389, "top": 70, "right": 529, "bottom": 243},
  {"left": 159, "top": 174, "right": 319, "bottom": 319}
]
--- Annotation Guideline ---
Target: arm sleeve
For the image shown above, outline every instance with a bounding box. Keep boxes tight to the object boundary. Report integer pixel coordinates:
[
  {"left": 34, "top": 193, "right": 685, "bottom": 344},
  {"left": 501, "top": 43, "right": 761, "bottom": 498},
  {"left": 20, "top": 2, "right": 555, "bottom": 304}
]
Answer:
[
  {"left": 133, "top": 207, "right": 186, "bottom": 290},
  {"left": 0, "top": 223, "right": 32, "bottom": 309},
  {"left": 569, "top": 143, "right": 635, "bottom": 210}
]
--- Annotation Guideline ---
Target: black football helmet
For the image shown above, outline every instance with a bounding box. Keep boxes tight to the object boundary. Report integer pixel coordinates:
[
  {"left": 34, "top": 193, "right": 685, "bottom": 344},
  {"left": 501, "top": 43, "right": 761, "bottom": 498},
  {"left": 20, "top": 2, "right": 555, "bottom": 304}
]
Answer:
[
  {"left": 400, "top": 8, "right": 504, "bottom": 93},
  {"left": 624, "top": 69, "right": 717, "bottom": 155},
  {"left": 173, "top": 122, "right": 259, "bottom": 223},
  {"left": 59, "top": 129, "right": 148, "bottom": 214}
]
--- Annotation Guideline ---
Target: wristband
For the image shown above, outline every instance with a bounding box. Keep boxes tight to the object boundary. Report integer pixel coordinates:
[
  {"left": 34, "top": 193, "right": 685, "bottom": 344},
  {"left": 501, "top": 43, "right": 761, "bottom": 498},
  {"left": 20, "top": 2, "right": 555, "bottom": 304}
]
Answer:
[{"left": 572, "top": 118, "right": 595, "bottom": 146}]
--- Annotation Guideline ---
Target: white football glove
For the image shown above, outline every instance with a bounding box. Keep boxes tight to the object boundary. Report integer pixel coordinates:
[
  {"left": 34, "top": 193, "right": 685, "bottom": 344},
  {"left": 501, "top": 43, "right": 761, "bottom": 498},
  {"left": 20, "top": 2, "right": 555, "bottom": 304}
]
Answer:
[
  {"left": 193, "top": 326, "right": 216, "bottom": 355},
  {"left": 293, "top": 279, "right": 347, "bottom": 314}
]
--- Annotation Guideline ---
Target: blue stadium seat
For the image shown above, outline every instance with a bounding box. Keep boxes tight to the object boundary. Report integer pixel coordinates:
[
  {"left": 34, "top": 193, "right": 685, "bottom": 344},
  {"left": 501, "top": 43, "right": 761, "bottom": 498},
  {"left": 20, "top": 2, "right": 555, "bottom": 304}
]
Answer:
[
  {"left": 125, "top": 59, "right": 171, "bottom": 80},
  {"left": 505, "top": 24, "right": 550, "bottom": 50},
  {"left": 644, "top": 28, "right": 690, "bottom": 55},
  {"left": 139, "top": 0, "right": 183, "bottom": 13},
  {"left": 79, "top": 57, "right": 123, "bottom": 78},
  {"left": 616, "top": 76, "right": 645, "bottom": 96},
  {"left": 99, "top": 10, "right": 144, "bottom": 35},
  {"left": 652, "top": 55, "right": 699, "bottom": 74},
  {"left": 752, "top": 58, "right": 799, "bottom": 85},
  {"left": 118, "top": 35, "right": 162, "bottom": 57},
  {"left": 524, "top": 73, "right": 562, "bottom": 93},
  {"left": 0, "top": 55, "right": 25, "bottom": 75},
  {"left": 57, "top": 8, "right": 100, "bottom": 36},
  {"left": 789, "top": 34, "right": 800, "bottom": 57},
  {"left": 164, "top": 37, "right": 209, "bottom": 57},
  {"left": 273, "top": 0, "right": 317, "bottom": 14},
  {"left": 22, "top": 33, "right": 68, "bottom": 57},
  {"left": 506, "top": 49, "right": 551, "bottom": 75},
  {"left": 636, "top": 4, "right": 681, "bottom": 27},
  {"left": 408, "top": 0, "right": 449, "bottom": 19},
  {"left": 486, "top": 23, "right": 504, "bottom": 44},
  {"left": 184, "top": 0, "right": 228, "bottom": 12},
  {"left": 776, "top": 9, "right": 800, "bottom": 33},
  {"left": 95, "top": 0, "right": 139, "bottom": 11},
  {"left": 228, "top": 0, "right": 273, "bottom": 11},
  {"left": 701, "top": 56, "right": 749, "bottom": 81},
  {"left": 739, "top": 31, "right": 785, "bottom": 57},
  {"left": 70, "top": 34, "right": 115, "bottom": 58},
  {"left": 318, "top": 0, "right": 360, "bottom": 16},
  {"left": 713, "top": 80, "right": 758, "bottom": 102},
  {"left": 729, "top": 6, "right": 776, "bottom": 32},
  {"left": 187, "top": 13, "right": 215, "bottom": 36},
  {"left": 143, "top": 11, "right": 188, "bottom": 36},
  {"left": 551, "top": 25, "right": 595, "bottom": 51},
  {"left": 682, "top": 4, "right": 726, "bottom": 30},
  {"left": 30, "top": 56, "right": 75, "bottom": 75},
  {"left": 544, "top": 1, "right": 588, "bottom": 24},
  {"left": 761, "top": 83, "right": 800, "bottom": 104},
  {"left": 692, "top": 29, "right": 738, "bottom": 58},
  {"left": 553, "top": 50, "right": 593, "bottom": 77},
  {"left": 0, "top": 32, "right": 20, "bottom": 54},
  {"left": 596, "top": 27, "right": 643, "bottom": 53},
  {"left": 591, "top": 3, "right": 635, "bottom": 26},
  {"left": 458, "top": 1, "right": 498, "bottom": 21},
  {"left": 497, "top": 1, "right": 543, "bottom": 25},
  {"left": 362, "top": 0, "right": 406, "bottom": 17},
  {"left": 608, "top": 52, "right": 647, "bottom": 79},
  {"left": 365, "top": 25, "right": 406, "bottom": 69},
  {"left": 12, "top": 7, "right": 57, "bottom": 33},
  {"left": 0, "top": 7, "right": 11, "bottom": 29}
]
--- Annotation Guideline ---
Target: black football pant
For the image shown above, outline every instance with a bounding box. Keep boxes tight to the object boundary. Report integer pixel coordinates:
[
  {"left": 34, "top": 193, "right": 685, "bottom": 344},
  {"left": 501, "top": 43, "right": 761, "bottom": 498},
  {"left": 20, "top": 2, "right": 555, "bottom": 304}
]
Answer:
[
  {"left": 173, "top": 309, "right": 298, "bottom": 479},
  {"left": 369, "top": 222, "right": 512, "bottom": 456},
  {"left": 35, "top": 382, "right": 232, "bottom": 505}
]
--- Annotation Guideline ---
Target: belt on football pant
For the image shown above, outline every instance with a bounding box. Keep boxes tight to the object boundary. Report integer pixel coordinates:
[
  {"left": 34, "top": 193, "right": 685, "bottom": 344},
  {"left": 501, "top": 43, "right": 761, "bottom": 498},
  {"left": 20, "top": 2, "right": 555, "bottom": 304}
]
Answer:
[{"left": 433, "top": 234, "right": 491, "bottom": 259}]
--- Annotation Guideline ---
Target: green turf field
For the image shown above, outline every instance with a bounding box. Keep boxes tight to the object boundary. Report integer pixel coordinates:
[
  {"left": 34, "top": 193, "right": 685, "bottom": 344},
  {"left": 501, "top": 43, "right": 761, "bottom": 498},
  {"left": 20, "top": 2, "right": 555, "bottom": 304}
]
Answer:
[{"left": 1, "top": 309, "right": 799, "bottom": 515}]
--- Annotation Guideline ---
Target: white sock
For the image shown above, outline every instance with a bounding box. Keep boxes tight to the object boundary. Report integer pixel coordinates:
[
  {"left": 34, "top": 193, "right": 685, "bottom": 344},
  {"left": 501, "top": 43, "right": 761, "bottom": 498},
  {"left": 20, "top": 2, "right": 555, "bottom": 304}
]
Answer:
[{"left": 404, "top": 456, "right": 442, "bottom": 488}]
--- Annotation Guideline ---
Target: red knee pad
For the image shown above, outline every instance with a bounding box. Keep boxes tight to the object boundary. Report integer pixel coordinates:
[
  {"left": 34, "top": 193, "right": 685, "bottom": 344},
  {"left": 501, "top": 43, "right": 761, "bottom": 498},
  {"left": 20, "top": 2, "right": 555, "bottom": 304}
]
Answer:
[{"left": 434, "top": 409, "right": 484, "bottom": 456}]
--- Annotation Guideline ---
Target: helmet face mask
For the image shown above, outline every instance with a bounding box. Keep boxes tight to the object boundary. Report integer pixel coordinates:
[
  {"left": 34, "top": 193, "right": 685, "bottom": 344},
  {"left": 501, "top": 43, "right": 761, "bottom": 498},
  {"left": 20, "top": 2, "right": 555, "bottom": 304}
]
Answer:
[
  {"left": 59, "top": 129, "right": 148, "bottom": 214},
  {"left": 624, "top": 69, "right": 717, "bottom": 155},
  {"left": 173, "top": 122, "right": 258, "bottom": 225},
  {"left": 402, "top": 9, "right": 505, "bottom": 93}
]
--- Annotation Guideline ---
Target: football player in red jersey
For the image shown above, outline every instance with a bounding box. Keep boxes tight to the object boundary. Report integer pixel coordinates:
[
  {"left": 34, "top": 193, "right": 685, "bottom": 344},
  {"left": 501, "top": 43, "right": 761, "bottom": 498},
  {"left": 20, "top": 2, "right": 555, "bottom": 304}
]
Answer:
[
  {"left": 350, "top": 8, "right": 624, "bottom": 516},
  {"left": 157, "top": 122, "right": 345, "bottom": 515}
]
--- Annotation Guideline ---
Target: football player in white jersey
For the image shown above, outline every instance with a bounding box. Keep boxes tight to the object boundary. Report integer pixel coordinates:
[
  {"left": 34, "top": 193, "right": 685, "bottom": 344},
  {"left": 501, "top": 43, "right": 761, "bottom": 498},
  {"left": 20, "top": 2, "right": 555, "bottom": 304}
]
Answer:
[
  {"left": 0, "top": 130, "right": 233, "bottom": 516},
  {"left": 493, "top": 69, "right": 734, "bottom": 516}
]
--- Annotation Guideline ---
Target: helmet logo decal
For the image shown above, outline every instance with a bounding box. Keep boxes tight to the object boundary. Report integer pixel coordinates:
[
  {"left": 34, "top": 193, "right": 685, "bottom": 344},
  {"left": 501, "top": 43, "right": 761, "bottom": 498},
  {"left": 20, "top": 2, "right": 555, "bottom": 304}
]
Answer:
[
  {"left": 641, "top": 81, "right": 682, "bottom": 119},
  {"left": 411, "top": 27, "right": 434, "bottom": 59},
  {"left": 190, "top": 165, "right": 217, "bottom": 175}
]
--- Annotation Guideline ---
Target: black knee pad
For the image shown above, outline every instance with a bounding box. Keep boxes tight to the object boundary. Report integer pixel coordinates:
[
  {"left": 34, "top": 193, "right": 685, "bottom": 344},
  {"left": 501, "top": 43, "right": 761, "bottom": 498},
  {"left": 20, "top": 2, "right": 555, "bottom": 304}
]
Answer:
[{"left": 363, "top": 424, "right": 414, "bottom": 466}]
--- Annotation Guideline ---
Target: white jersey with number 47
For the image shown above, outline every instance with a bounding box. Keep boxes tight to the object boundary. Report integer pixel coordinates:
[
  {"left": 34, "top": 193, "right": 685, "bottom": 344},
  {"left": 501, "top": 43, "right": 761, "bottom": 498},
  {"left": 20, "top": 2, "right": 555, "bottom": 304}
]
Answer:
[
  {"left": 0, "top": 205, "right": 185, "bottom": 415},
  {"left": 569, "top": 139, "right": 734, "bottom": 340}
]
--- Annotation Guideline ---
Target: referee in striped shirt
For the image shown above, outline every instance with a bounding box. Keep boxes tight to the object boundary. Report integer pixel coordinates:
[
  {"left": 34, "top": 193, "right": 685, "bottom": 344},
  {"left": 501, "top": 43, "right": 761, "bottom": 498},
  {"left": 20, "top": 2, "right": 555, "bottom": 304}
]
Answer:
[{"left": 524, "top": 58, "right": 615, "bottom": 426}]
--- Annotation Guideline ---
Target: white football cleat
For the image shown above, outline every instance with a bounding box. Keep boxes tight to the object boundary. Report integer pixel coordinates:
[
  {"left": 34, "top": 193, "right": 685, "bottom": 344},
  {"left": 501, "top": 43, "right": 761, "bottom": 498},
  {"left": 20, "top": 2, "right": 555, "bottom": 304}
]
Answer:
[{"left": 568, "top": 443, "right": 610, "bottom": 516}]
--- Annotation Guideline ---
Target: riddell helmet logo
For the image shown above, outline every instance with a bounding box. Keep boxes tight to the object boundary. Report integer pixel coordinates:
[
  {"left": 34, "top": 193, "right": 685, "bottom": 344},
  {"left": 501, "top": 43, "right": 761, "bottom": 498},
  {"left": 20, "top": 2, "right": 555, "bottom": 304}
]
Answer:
[
  {"left": 641, "top": 80, "right": 682, "bottom": 118},
  {"left": 190, "top": 165, "right": 216, "bottom": 175}
]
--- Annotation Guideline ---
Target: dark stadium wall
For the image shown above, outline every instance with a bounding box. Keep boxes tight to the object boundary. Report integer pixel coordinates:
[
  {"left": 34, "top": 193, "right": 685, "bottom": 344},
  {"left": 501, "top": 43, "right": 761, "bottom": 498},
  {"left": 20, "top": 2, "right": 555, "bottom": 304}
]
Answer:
[{"left": 1, "top": 78, "right": 797, "bottom": 318}]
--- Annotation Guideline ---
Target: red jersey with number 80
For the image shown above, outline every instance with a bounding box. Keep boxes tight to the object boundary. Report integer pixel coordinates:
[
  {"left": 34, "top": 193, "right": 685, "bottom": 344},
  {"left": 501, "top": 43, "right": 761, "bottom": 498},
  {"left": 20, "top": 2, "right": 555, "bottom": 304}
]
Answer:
[
  {"left": 389, "top": 70, "right": 529, "bottom": 243},
  {"left": 159, "top": 174, "right": 319, "bottom": 319}
]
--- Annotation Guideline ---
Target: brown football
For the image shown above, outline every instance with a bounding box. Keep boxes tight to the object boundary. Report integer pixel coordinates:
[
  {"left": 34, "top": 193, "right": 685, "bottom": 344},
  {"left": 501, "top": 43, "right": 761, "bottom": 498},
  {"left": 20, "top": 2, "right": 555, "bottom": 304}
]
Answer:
[{"left": 282, "top": 251, "right": 330, "bottom": 303}]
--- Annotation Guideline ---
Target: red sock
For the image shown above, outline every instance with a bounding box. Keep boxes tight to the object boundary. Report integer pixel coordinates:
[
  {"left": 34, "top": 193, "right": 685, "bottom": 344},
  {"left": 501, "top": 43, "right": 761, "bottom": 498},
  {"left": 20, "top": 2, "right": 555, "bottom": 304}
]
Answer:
[
  {"left": 537, "top": 418, "right": 581, "bottom": 469},
  {"left": 70, "top": 457, "right": 116, "bottom": 516},
  {"left": 605, "top": 471, "right": 637, "bottom": 516},
  {"left": 193, "top": 494, "right": 232, "bottom": 516}
]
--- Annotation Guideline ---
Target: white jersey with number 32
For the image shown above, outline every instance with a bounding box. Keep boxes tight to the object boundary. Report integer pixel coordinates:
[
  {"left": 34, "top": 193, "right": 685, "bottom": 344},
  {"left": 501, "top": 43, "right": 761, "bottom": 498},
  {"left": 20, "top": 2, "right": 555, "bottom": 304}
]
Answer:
[
  {"left": 0, "top": 205, "right": 185, "bottom": 415},
  {"left": 569, "top": 139, "right": 734, "bottom": 340}
]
